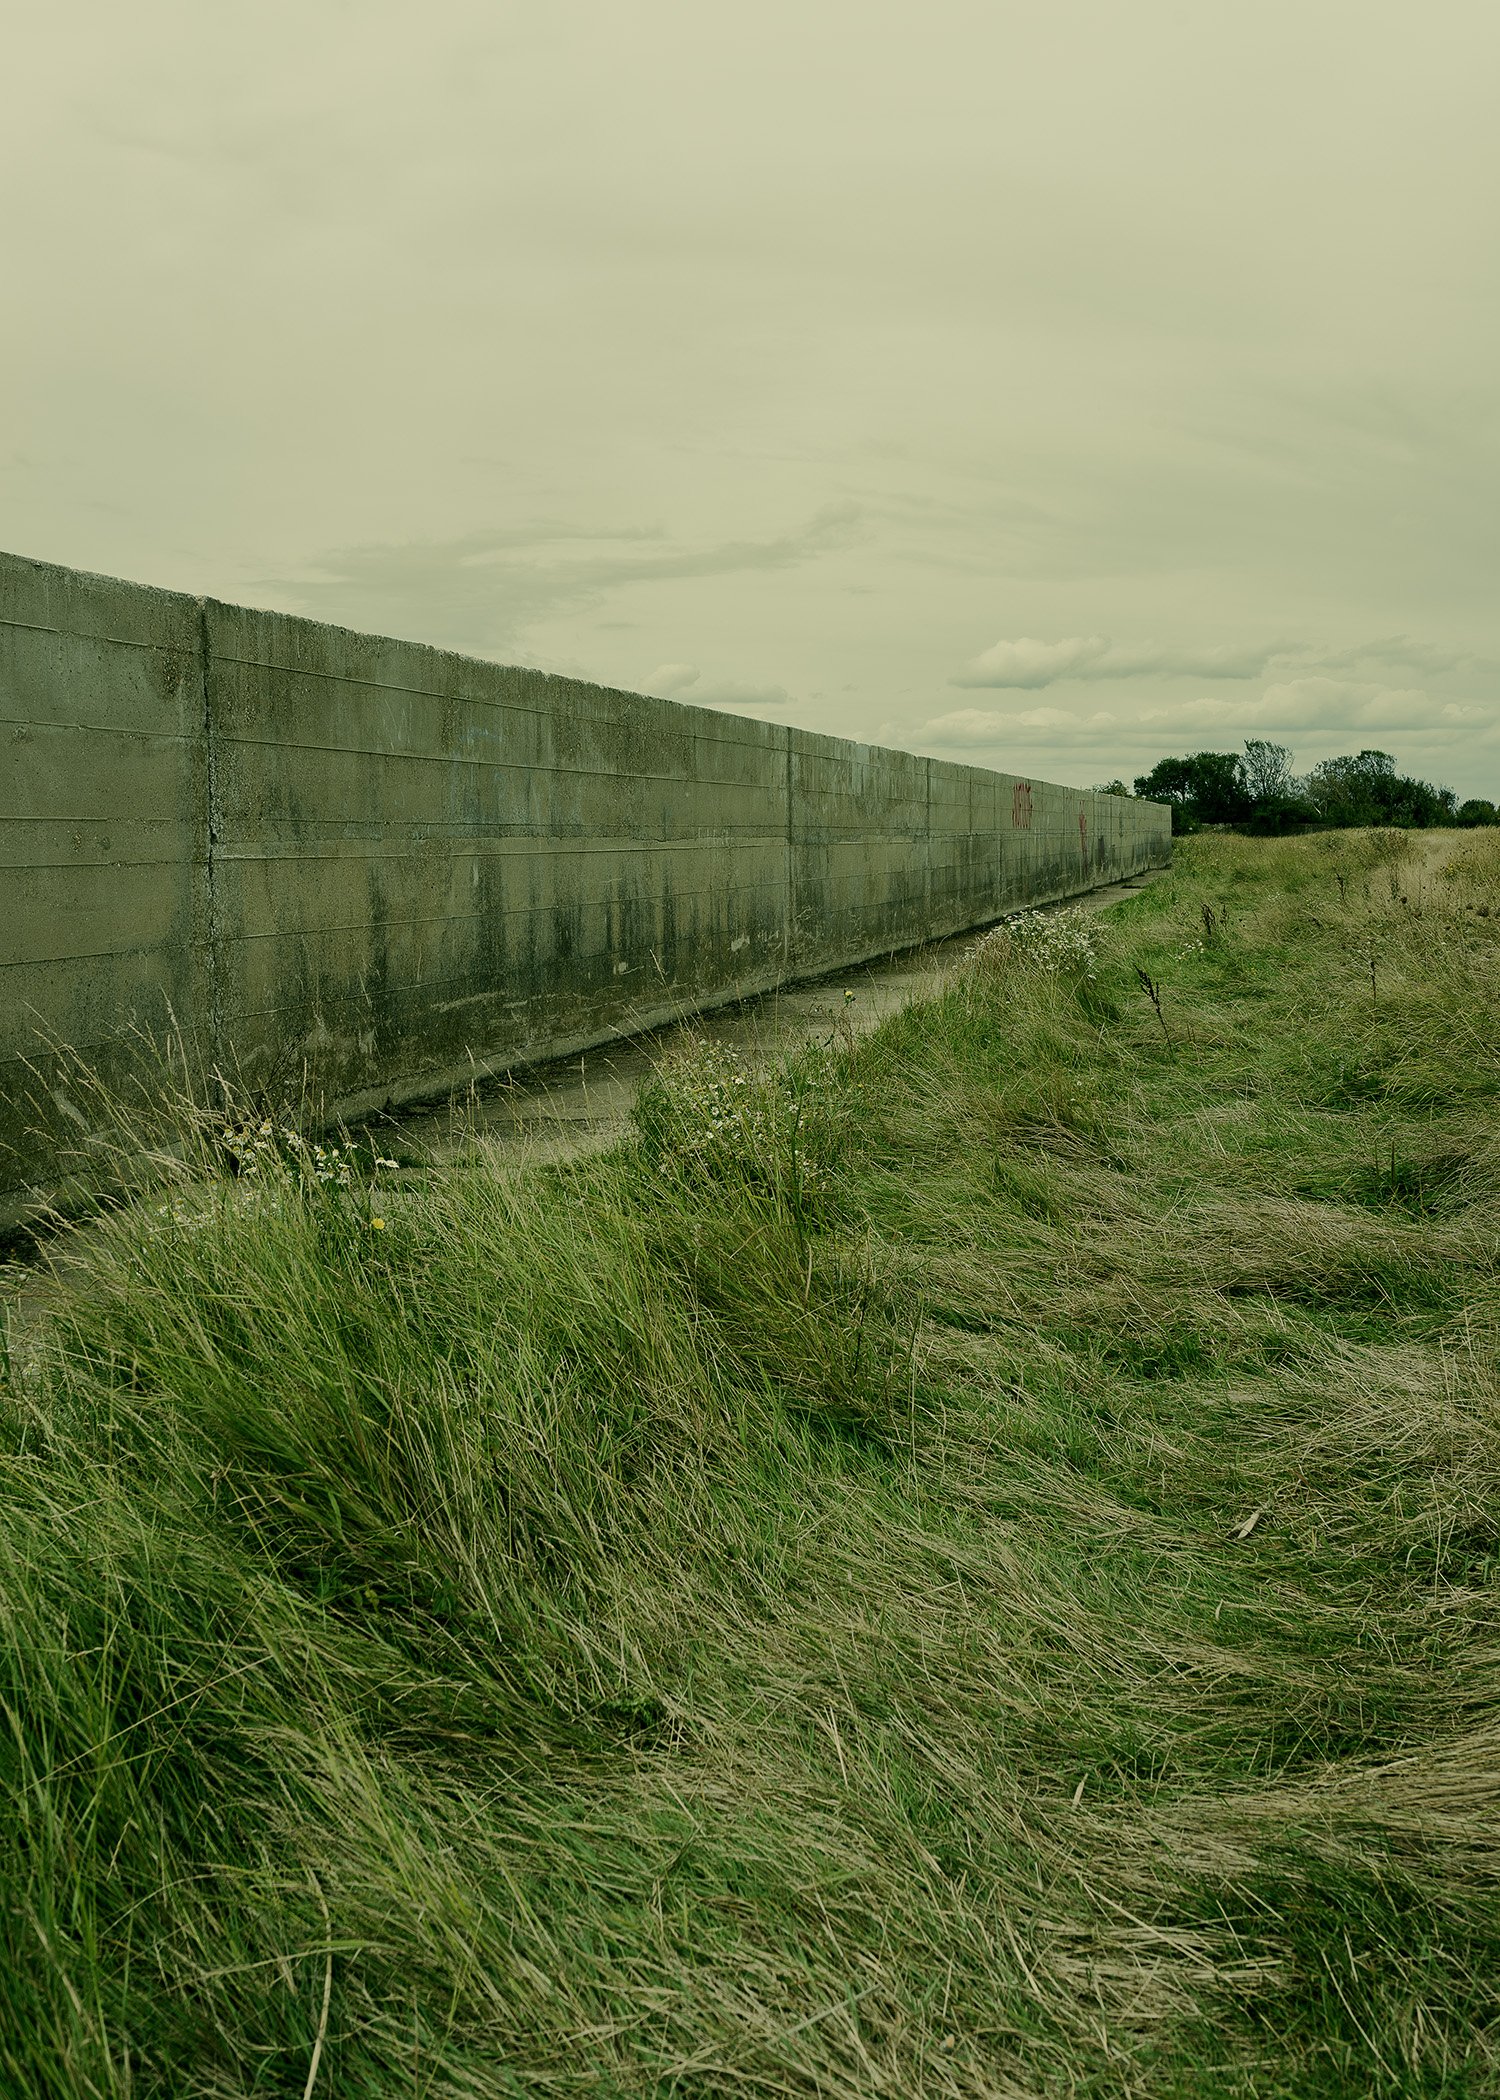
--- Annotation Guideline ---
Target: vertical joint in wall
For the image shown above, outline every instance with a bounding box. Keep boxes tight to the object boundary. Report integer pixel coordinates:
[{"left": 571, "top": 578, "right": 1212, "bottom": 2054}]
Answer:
[
  {"left": 198, "top": 600, "right": 223, "bottom": 1072},
  {"left": 783, "top": 724, "right": 794, "bottom": 968},
  {"left": 924, "top": 756, "right": 933, "bottom": 924}
]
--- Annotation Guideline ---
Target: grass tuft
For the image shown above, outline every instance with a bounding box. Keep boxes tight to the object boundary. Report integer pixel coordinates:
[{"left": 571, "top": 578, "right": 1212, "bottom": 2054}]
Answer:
[{"left": 3, "top": 830, "right": 1500, "bottom": 2094}]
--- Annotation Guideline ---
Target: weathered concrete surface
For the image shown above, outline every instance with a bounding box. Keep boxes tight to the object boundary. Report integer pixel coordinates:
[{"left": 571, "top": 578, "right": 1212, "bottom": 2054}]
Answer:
[
  {"left": 1, "top": 557, "right": 210, "bottom": 1221},
  {"left": 1, "top": 548, "right": 1170, "bottom": 1222},
  {"left": 390, "top": 870, "right": 1163, "bottom": 1173}
]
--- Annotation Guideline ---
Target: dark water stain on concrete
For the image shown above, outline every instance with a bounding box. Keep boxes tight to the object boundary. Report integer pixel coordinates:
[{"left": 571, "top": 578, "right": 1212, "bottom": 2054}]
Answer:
[
  {"left": 0, "top": 873, "right": 1159, "bottom": 1357},
  {"left": 382, "top": 872, "right": 1160, "bottom": 1171}
]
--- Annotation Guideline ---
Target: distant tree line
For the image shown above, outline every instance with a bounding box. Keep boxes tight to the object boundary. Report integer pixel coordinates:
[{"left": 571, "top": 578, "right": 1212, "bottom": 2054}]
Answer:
[{"left": 1093, "top": 741, "right": 1499, "bottom": 835}]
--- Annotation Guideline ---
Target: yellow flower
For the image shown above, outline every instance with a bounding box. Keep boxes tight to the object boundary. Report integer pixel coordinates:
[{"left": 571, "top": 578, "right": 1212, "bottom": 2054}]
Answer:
[{"left": 371, "top": 1217, "right": 386, "bottom": 1230}]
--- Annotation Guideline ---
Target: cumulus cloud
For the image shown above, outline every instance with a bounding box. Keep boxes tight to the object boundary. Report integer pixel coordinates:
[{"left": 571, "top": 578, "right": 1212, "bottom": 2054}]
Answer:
[
  {"left": 1107, "top": 641, "right": 1282, "bottom": 680},
  {"left": 923, "top": 705, "right": 1117, "bottom": 746},
  {"left": 1138, "top": 678, "right": 1489, "bottom": 733},
  {"left": 916, "top": 674, "right": 1492, "bottom": 758},
  {"left": 645, "top": 663, "right": 795, "bottom": 713},
  {"left": 951, "top": 635, "right": 1277, "bottom": 689},
  {"left": 645, "top": 663, "right": 700, "bottom": 696},
  {"left": 277, "top": 502, "right": 864, "bottom": 655},
  {"left": 951, "top": 636, "right": 1111, "bottom": 688},
  {"left": 1311, "top": 637, "right": 1486, "bottom": 677}
]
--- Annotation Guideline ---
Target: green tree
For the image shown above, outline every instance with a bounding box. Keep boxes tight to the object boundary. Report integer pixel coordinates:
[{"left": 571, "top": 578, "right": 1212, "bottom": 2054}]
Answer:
[
  {"left": 1240, "top": 739, "right": 1295, "bottom": 804},
  {"left": 1133, "top": 751, "right": 1251, "bottom": 828},
  {"left": 1305, "top": 750, "right": 1455, "bottom": 828},
  {"left": 1134, "top": 739, "right": 1459, "bottom": 833}
]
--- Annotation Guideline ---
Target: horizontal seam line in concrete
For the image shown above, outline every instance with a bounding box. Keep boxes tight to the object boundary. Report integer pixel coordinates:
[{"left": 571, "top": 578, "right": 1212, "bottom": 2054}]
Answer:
[
  {"left": 1, "top": 889, "right": 927, "bottom": 966},
  {"left": 206, "top": 842, "right": 824, "bottom": 861},
  {"left": 218, "top": 974, "right": 787, "bottom": 1029},
  {"left": 208, "top": 912, "right": 1070, "bottom": 1032},
  {"left": 1, "top": 618, "right": 179, "bottom": 651},
  {"left": 2, "top": 719, "right": 781, "bottom": 780},
  {"left": 201, "top": 899, "right": 796, "bottom": 941},
  {"left": 2, "top": 718, "right": 189, "bottom": 740},
  {"left": 210, "top": 932, "right": 911, "bottom": 978},
  {"left": 211, "top": 652, "right": 785, "bottom": 733},
  {"left": 5, "top": 903, "right": 799, "bottom": 965},
  {"left": 1, "top": 838, "right": 788, "bottom": 860},
  {"left": 0, "top": 1043, "right": 147, "bottom": 1070},
  {"left": 0, "top": 861, "right": 190, "bottom": 873},
  {"left": 210, "top": 825, "right": 791, "bottom": 844},
  {"left": 209, "top": 735, "right": 791, "bottom": 777},
  {"left": 3, "top": 952, "right": 179, "bottom": 972},
  {"left": 8, "top": 944, "right": 868, "bottom": 1052},
  {"left": 204, "top": 827, "right": 1074, "bottom": 848}
]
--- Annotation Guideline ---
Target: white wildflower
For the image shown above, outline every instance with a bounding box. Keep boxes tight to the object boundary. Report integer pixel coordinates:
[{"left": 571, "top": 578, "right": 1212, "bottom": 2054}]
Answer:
[{"left": 970, "top": 905, "right": 1100, "bottom": 977}]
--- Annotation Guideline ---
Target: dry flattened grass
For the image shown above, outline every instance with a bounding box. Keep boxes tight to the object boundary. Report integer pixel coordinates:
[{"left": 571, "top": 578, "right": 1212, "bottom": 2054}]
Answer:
[{"left": 3, "top": 830, "right": 1500, "bottom": 2095}]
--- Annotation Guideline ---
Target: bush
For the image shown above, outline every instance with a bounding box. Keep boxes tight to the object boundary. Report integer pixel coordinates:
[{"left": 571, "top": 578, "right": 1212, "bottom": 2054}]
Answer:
[
  {"left": 969, "top": 903, "right": 1102, "bottom": 977},
  {"left": 631, "top": 1037, "right": 851, "bottom": 1220}
]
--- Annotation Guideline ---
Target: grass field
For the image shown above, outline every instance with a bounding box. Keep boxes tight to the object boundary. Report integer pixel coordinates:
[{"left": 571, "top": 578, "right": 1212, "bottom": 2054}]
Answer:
[{"left": 3, "top": 829, "right": 1499, "bottom": 2097}]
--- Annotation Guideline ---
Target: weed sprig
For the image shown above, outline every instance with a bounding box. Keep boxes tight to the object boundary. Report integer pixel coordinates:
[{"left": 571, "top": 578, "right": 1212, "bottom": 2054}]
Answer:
[{"left": 3, "top": 831, "right": 1499, "bottom": 2094}]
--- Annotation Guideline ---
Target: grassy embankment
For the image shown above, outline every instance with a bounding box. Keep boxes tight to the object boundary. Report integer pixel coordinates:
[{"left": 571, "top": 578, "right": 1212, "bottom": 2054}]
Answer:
[{"left": 3, "top": 830, "right": 1500, "bottom": 2097}]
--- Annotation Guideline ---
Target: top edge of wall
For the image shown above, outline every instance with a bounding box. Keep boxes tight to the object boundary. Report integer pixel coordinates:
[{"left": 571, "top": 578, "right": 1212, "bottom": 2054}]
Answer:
[{"left": 0, "top": 547, "right": 1166, "bottom": 810}]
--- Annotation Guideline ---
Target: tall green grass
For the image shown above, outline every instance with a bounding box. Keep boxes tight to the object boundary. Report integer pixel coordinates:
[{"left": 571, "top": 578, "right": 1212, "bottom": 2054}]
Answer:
[{"left": 3, "top": 830, "right": 1499, "bottom": 2096}]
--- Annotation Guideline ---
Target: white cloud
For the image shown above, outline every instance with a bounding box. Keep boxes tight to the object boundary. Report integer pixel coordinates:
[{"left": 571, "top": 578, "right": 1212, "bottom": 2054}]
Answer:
[
  {"left": 645, "top": 663, "right": 795, "bottom": 712},
  {"left": 951, "top": 635, "right": 1277, "bottom": 689},
  {"left": 7, "top": 5, "right": 1500, "bottom": 795},
  {"left": 917, "top": 676, "right": 1492, "bottom": 758},
  {"left": 1311, "top": 637, "right": 1485, "bottom": 677},
  {"left": 1139, "top": 678, "right": 1489, "bottom": 733},
  {"left": 923, "top": 705, "right": 1116, "bottom": 746},
  {"left": 951, "top": 636, "right": 1110, "bottom": 688},
  {"left": 646, "top": 662, "right": 700, "bottom": 697},
  {"left": 277, "top": 503, "right": 864, "bottom": 655},
  {"left": 1102, "top": 642, "right": 1278, "bottom": 680}
]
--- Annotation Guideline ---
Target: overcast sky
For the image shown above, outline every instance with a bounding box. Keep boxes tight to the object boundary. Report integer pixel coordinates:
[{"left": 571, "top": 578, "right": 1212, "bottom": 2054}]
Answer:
[{"left": 6, "top": 0, "right": 1499, "bottom": 794}]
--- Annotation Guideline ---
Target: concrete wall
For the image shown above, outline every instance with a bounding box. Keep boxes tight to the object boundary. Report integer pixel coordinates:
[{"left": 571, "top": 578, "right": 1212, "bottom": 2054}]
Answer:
[{"left": 2, "top": 549, "right": 1170, "bottom": 1222}]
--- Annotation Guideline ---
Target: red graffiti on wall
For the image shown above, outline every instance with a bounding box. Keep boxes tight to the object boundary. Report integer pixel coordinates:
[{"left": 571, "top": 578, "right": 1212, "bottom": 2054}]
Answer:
[{"left": 1011, "top": 780, "right": 1033, "bottom": 830}]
